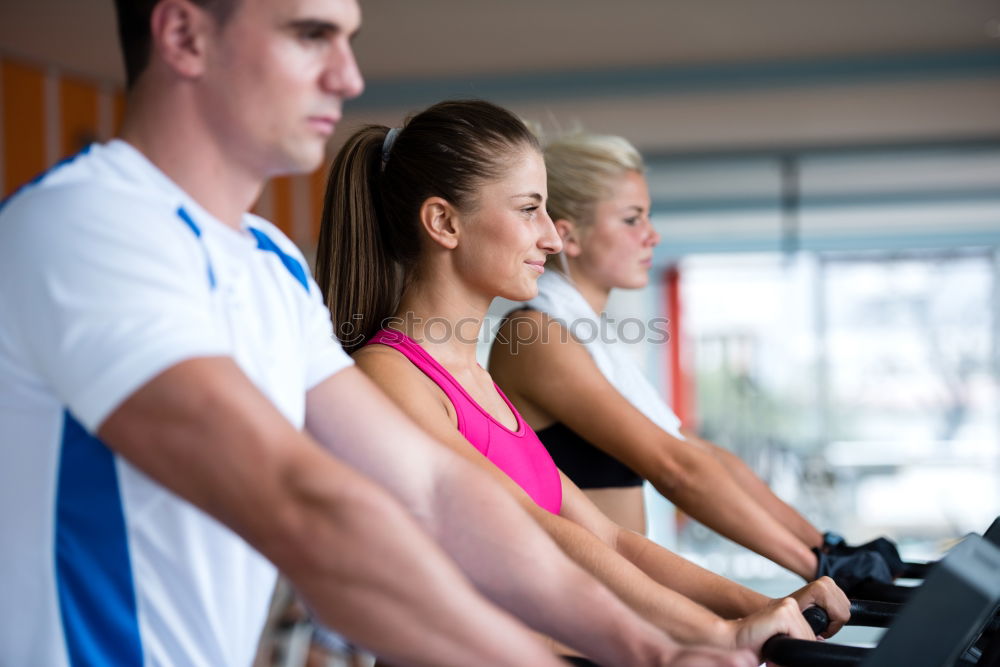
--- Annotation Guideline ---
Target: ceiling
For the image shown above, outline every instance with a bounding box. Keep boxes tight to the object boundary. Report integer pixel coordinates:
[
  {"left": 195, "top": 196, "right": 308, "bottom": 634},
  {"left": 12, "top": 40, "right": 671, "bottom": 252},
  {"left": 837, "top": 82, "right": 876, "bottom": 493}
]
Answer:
[{"left": 1, "top": 0, "right": 998, "bottom": 86}]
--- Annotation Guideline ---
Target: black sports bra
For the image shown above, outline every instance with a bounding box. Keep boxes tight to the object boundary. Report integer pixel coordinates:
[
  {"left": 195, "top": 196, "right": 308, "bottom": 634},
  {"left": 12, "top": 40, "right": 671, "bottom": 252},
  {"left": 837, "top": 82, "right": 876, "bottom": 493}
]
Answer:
[{"left": 535, "top": 422, "right": 643, "bottom": 489}]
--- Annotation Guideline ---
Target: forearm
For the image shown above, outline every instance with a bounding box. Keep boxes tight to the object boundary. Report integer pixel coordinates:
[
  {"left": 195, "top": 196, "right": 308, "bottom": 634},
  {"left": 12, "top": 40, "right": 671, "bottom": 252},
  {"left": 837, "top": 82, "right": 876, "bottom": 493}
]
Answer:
[
  {"left": 614, "top": 527, "right": 769, "bottom": 619},
  {"left": 539, "top": 513, "right": 733, "bottom": 647},
  {"left": 263, "top": 450, "right": 563, "bottom": 667},
  {"left": 651, "top": 446, "right": 818, "bottom": 579},
  {"left": 707, "top": 441, "right": 823, "bottom": 549},
  {"left": 426, "top": 457, "right": 680, "bottom": 665},
  {"left": 99, "top": 361, "right": 555, "bottom": 667}
]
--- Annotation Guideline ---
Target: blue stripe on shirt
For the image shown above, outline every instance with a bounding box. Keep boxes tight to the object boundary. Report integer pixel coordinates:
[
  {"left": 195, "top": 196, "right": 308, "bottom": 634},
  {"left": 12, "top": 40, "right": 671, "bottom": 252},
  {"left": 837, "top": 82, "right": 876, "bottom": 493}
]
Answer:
[
  {"left": 248, "top": 226, "right": 310, "bottom": 293},
  {"left": 176, "top": 206, "right": 217, "bottom": 289},
  {"left": 0, "top": 145, "right": 92, "bottom": 215},
  {"left": 55, "top": 411, "right": 144, "bottom": 667}
]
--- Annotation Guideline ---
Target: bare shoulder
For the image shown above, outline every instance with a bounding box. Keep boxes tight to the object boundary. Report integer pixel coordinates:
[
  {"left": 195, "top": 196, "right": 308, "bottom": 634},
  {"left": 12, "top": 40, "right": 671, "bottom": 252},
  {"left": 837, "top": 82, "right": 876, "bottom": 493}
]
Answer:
[
  {"left": 493, "top": 308, "right": 554, "bottom": 335},
  {"left": 352, "top": 343, "right": 454, "bottom": 420},
  {"left": 490, "top": 308, "right": 589, "bottom": 370},
  {"left": 353, "top": 344, "right": 425, "bottom": 389},
  {"left": 353, "top": 343, "right": 409, "bottom": 373},
  {"left": 493, "top": 309, "right": 563, "bottom": 358},
  {"left": 490, "top": 307, "right": 617, "bottom": 421}
]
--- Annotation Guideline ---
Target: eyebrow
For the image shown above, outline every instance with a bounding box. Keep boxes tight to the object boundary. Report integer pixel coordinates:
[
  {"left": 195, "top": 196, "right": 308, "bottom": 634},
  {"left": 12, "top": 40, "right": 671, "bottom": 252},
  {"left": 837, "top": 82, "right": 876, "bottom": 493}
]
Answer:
[
  {"left": 511, "top": 193, "right": 543, "bottom": 203},
  {"left": 284, "top": 18, "right": 342, "bottom": 35}
]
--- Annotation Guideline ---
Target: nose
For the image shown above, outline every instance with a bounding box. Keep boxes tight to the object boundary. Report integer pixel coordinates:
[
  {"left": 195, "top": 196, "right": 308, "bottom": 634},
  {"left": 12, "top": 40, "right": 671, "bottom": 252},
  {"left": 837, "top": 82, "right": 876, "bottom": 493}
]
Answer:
[
  {"left": 539, "top": 208, "right": 563, "bottom": 255},
  {"left": 322, "top": 41, "right": 365, "bottom": 101},
  {"left": 644, "top": 216, "right": 661, "bottom": 248}
]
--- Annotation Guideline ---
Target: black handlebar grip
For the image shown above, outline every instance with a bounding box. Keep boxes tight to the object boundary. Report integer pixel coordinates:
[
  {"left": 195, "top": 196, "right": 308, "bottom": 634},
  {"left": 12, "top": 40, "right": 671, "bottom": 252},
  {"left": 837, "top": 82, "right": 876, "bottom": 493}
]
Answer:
[
  {"left": 848, "top": 579, "right": 913, "bottom": 604},
  {"left": 899, "top": 561, "right": 932, "bottom": 579},
  {"left": 760, "top": 637, "right": 870, "bottom": 666},
  {"left": 847, "top": 599, "right": 901, "bottom": 628},
  {"left": 803, "top": 606, "right": 830, "bottom": 635}
]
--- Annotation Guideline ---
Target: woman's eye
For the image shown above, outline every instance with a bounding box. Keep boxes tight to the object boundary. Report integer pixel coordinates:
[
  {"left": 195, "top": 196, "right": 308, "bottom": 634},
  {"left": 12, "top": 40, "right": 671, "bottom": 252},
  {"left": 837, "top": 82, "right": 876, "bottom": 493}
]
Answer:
[
  {"left": 522, "top": 206, "right": 539, "bottom": 216},
  {"left": 624, "top": 216, "right": 639, "bottom": 225}
]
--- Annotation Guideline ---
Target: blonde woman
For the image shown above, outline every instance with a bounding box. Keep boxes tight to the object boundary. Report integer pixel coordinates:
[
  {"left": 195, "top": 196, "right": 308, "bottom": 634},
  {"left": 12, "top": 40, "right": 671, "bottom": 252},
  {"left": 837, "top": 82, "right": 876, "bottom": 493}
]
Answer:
[{"left": 489, "top": 131, "right": 901, "bottom": 592}]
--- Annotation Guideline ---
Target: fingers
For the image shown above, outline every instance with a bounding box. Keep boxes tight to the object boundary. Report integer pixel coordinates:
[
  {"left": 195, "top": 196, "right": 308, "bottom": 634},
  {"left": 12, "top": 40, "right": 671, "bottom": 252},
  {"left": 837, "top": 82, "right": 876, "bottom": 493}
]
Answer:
[
  {"left": 736, "top": 597, "right": 814, "bottom": 654},
  {"left": 775, "top": 597, "right": 815, "bottom": 641},
  {"left": 813, "top": 576, "right": 850, "bottom": 636},
  {"left": 788, "top": 576, "right": 850, "bottom": 637}
]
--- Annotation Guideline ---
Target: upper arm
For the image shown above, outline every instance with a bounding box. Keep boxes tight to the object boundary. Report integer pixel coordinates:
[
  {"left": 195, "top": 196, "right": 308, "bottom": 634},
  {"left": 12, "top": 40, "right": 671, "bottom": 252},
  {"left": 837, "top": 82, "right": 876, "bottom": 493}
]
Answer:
[
  {"left": 97, "top": 356, "right": 365, "bottom": 561},
  {"left": 352, "top": 346, "right": 459, "bottom": 440},
  {"left": 556, "top": 470, "right": 627, "bottom": 545},
  {"left": 491, "top": 310, "right": 686, "bottom": 484}
]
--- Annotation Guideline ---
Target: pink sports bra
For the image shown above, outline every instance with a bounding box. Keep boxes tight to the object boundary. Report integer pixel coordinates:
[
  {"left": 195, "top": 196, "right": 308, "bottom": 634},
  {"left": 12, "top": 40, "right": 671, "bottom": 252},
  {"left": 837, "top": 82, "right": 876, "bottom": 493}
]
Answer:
[{"left": 367, "top": 329, "right": 562, "bottom": 514}]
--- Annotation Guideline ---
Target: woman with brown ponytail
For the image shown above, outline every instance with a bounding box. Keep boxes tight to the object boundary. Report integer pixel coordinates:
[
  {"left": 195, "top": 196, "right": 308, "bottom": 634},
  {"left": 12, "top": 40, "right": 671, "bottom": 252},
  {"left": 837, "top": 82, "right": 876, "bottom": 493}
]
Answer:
[{"left": 316, "top": 99, "right": 849, "bottom": 666}]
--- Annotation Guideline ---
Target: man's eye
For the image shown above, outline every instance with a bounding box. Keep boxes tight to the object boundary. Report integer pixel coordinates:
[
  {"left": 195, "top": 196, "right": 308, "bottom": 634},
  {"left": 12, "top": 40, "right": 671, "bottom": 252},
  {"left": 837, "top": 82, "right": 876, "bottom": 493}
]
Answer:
[
  {"left": 301, "top": 28, "right": 329, "bottom": 41},
  {"left": 296, "top": 24, "right": 335, "bottom": 42}
]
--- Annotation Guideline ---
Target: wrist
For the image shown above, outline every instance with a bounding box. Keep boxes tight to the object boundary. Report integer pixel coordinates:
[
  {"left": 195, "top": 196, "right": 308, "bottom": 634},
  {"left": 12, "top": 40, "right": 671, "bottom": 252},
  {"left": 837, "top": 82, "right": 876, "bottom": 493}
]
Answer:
[
  {"left": 713, "top": 618, "right": 739, "bottom": 650},
  {"left": 743, "top": 590, "right": 771, "bottom": 615},
  {"left": 614, "top": 621, "right": 682, "bottom": 667},
  {"left": 798, "top": 544, "right": 820, "bottom": 580},
  {"left": 822, "top": 531, "right": 845, "bottom": 552}
]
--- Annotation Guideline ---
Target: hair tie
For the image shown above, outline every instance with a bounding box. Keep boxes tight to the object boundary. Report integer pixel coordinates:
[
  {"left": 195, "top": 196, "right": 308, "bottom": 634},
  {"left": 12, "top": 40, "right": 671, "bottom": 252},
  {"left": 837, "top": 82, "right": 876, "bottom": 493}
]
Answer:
[{"left": 382, "top": 127, "right": 401, "bottom": 165}]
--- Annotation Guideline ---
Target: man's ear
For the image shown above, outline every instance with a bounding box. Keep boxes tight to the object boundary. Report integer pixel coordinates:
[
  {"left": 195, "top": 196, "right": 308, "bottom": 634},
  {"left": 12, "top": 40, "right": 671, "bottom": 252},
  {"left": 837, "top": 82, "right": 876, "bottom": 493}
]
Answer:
[
  {"left": 419, "top": 197, "right": 460, "bottom": 250},
  {"left": 554, "top": 218, "right": 583, "bottom": 258},
  {"left": 150, "top": 0, "right": 214, "bottom": 80}
]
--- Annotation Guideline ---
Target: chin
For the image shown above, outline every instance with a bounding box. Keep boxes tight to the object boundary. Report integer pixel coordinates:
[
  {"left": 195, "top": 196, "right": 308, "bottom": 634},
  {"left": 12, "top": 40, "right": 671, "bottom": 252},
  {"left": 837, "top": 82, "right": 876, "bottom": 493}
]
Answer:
[
  {"left": 298, "top": 150, "right": 326, "bottom": 175},
  {"left": 616, "top": 274, "right": 650, "bottom": 290},
  {"left": 278, "top": 143, "right": 326, "bottom": 176},
  {"left": 501, "top": 283, "right": 538, "bottom": 302}
]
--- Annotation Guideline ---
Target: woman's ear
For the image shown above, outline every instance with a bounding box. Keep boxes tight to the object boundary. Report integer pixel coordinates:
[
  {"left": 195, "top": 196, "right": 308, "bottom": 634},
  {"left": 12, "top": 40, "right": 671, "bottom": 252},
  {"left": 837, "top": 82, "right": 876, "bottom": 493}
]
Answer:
[
  {"left": 419, "top": 197, "right": 460, "bottom": 250},
  {"left": 554, "top": 219, "right": 582, "bottom": 258}
]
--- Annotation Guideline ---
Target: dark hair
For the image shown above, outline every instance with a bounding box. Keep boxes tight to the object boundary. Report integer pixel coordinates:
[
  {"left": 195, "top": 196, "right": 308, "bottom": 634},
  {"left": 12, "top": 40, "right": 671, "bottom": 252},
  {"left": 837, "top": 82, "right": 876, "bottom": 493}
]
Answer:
[
  {"left": 114, "top": 0, "right": 237, "bottom": 89},
  {"left": 316, "top": 99, "right": 540, "bottom": 353}
]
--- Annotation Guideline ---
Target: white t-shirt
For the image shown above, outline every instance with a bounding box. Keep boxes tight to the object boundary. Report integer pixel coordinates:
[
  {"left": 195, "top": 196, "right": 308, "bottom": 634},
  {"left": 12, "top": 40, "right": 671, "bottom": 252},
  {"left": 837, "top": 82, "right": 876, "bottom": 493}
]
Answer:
[{"left": 0, "top": 140, "right": 353, "bottom": 666}]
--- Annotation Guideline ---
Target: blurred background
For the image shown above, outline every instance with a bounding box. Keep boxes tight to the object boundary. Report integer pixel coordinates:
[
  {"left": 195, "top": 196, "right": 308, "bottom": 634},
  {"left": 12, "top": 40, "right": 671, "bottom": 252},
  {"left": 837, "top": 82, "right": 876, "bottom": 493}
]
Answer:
[{"left": 2, "top": 0, "right": 999, "bottom": 660}]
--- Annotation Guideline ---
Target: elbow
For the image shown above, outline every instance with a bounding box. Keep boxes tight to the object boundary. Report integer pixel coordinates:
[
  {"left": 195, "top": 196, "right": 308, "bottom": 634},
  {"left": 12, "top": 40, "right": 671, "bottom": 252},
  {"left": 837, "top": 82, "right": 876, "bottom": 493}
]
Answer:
[
  {"left": 258, "top": 453, "right": 399, "bottom": 580},
  {"left": 650, "top": 448, "right": 702, "bottom": 498}
]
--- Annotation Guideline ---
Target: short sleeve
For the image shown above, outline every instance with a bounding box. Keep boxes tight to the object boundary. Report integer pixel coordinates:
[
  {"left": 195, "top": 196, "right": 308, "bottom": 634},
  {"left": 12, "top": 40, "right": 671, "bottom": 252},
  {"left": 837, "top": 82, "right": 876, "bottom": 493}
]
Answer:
[
  {"left": 0, "top": 185, "right": 230, "bottom": 432},
  {"left": 301, "top": 274, "right": 354, "bottom": 389}
]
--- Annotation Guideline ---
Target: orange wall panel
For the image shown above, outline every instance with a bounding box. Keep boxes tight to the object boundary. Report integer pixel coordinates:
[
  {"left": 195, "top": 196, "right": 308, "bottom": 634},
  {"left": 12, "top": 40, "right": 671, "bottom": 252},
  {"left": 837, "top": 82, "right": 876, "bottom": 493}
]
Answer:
[
  {"left": 270, "top": 176, "right": 293, "bottom": 237},
  {"left": 60, "top": 77, "right": 99, "bottom": 158},
  {"left": 2, "top": 60, "right": 47, "bottom": 197}
]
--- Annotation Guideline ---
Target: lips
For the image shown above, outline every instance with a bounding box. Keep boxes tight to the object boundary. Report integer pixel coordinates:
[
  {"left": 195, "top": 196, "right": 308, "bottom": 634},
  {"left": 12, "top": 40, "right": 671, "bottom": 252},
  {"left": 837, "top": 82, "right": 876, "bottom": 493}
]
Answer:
[
  {"left": 525, "top": 260, "right": 546, "bottom": 274},
  {"left": 308, "top": 115, "right": 339, "bottom": 136}
]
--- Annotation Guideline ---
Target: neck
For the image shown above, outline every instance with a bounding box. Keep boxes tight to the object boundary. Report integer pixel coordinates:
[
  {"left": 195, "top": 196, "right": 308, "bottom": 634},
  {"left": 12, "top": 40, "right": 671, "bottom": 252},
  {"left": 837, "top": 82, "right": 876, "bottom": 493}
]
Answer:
[
  {"left": 391, "top": 272, "right": 491, "bottom": 368},
  {"left": 118, "top": 89, "right": 264, "bottom": 229},
  {"left": 565, "top": 262, "right": 612, "bottom": 315}
]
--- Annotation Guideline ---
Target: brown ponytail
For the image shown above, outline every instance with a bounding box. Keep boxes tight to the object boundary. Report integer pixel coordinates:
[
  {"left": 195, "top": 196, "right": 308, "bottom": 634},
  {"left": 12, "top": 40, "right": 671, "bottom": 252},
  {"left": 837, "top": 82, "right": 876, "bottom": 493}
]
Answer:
[{"left": 315, "top": 125, "right": 401, "bottom": 353}]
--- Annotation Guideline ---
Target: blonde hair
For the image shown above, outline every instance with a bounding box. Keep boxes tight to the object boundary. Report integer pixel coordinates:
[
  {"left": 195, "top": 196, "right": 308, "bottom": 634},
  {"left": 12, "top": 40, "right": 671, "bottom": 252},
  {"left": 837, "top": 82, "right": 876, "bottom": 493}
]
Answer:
[{"left": 544, "top": 132, "right": 645, "bottom": 228}]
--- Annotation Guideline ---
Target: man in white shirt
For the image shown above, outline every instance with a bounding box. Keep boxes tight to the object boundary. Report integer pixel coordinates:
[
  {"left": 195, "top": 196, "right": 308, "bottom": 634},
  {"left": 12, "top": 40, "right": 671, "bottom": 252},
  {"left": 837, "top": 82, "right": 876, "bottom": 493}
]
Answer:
[{"left": 0, "top": 0, "right": 757, "bottom": 665}]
